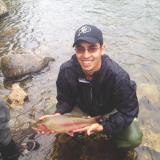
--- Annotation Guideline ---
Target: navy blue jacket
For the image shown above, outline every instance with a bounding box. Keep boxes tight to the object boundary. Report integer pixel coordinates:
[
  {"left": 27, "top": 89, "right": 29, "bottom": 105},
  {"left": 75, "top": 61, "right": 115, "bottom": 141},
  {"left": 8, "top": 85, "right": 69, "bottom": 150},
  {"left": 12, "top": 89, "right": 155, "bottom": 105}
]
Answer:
[{"left": 55, "top": 54, "right": 139, "bottom": 135}]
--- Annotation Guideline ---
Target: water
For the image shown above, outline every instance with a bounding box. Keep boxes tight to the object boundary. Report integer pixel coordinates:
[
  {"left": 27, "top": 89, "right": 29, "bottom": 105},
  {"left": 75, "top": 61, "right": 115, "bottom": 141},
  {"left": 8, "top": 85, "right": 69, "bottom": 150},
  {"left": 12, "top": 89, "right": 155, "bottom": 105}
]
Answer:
[{"left": 0, "top": 0, "right": 160, "bottom": 159}]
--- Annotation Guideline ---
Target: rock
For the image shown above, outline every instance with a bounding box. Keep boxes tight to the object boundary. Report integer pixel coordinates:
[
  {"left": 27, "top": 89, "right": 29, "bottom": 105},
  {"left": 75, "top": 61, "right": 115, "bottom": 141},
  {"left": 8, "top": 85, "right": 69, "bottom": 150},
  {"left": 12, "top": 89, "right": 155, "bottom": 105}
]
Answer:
[
  {"left": 0, "top": 0, "right": 8, "bottom": 18},
  {"left": 0, "top": 54, "right": 55, "bottom": 80},
  {"left": 7, "top": 83, "right": 28, "bottom": 108},
  {"left": 137, "top": 83, "right": 160, "bottom": 105}
]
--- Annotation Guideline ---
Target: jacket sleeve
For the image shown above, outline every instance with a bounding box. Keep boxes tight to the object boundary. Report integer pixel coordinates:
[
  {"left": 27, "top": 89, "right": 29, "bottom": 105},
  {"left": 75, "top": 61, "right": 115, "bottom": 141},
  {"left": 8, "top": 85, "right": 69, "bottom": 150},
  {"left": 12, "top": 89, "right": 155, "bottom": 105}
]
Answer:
[
  {"left": 101, "top": 72, "right": 139, "bottom": 135},
  {"left": 55, "top": 65, "right": 76, "bottom": 114}
]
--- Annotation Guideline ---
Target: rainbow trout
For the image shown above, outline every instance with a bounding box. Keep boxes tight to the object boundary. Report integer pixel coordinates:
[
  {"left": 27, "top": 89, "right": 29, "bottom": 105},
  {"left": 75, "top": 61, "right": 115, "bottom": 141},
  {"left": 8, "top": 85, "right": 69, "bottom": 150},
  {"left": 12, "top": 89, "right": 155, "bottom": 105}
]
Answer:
[{"left": 32, "top": 115, "right": 100, "bottom": 133}]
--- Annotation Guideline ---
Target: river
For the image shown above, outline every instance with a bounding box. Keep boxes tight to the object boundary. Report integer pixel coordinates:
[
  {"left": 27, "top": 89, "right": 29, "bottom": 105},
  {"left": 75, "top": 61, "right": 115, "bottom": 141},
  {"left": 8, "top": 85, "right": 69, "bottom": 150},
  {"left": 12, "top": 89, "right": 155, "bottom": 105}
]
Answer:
[{"left": 0, "top": 0, "right": 160, "bottom": 160}]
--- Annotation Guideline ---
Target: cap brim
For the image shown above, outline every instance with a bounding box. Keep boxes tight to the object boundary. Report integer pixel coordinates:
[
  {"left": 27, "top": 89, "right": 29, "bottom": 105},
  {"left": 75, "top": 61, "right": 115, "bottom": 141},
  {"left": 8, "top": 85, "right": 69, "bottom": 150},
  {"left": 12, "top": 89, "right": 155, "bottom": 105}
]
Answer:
[{"left": 72, "top": 37, "right": 98, "bottom": 47}]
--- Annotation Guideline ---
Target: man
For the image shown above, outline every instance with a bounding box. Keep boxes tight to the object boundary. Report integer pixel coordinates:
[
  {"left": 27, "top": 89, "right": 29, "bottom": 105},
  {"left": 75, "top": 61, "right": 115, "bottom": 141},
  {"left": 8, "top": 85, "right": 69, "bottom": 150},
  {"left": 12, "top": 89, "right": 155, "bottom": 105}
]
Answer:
[
  {"left": 38, "top": 24, "right": 143, "bottom": 160},
  {"left": 0, "top": 99, "right": 21, "bottom": 160}
]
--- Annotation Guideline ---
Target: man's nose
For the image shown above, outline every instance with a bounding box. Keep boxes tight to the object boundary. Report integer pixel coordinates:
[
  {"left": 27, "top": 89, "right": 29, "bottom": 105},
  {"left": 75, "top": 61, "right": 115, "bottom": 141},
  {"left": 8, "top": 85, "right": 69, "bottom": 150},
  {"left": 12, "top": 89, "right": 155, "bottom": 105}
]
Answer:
[{"left": 83, "top": 49, "right": 90, "bottom": 58}]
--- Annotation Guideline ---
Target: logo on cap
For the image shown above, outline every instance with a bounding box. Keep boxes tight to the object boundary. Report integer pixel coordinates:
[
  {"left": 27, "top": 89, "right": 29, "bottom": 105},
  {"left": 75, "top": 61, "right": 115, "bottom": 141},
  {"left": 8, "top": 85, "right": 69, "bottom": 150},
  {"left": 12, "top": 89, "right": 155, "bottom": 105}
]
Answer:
[{"left": 77, "top": 26, "right": 91, "bottom": 37}]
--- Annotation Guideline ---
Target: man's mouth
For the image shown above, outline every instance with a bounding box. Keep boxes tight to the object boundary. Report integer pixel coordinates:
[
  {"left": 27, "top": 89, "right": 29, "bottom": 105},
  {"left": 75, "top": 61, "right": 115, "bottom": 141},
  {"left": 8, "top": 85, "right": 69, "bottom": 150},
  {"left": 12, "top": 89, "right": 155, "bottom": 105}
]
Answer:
[
  {"left": 82, "top": 60, "right": 92, "bottom": 65},
  {"left": 81, "top": 60, "right": 93, "bottom": 67}
]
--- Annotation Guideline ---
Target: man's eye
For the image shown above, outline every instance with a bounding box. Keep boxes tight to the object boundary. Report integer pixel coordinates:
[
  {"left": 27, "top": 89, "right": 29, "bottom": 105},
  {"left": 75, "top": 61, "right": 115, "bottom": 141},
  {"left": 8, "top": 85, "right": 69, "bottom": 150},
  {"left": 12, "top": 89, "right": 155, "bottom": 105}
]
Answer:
[
  {"left": 88, "top": 47, "right": 98, "bottom": 52},
  {"left": 75, "top": 47, "right": 85, "bottom": 53}
]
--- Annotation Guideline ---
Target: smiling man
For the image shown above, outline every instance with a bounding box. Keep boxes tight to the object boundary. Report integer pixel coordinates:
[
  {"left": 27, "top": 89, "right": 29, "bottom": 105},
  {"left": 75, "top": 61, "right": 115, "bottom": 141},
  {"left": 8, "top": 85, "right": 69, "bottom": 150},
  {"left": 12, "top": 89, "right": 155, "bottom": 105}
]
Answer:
[
  {"left": 39, "top": 24, "right": 143, "bottom": 160},
  {"left": 55, "top": 24, "right": 143, "bottom": 160},
  {"left": 75, "top": 42, "right": 104, "bottom": 81}
]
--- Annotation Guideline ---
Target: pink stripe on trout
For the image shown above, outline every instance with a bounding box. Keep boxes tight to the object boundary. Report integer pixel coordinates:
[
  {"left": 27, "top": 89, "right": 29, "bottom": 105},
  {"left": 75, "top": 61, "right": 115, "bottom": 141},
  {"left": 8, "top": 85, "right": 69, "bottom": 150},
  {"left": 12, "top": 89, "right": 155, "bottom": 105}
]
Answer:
[{"left": 32, "top": 115, "right": 100, "bottom": 133}]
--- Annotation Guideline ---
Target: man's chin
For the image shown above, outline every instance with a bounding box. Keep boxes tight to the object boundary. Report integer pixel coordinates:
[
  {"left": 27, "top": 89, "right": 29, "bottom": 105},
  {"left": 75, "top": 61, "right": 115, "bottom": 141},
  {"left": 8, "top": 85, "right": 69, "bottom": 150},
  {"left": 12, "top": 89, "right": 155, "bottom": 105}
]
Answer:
[
  {"left": 81, "top": 64, "right": 92, "bottom": 70},
  {"left": 82, "top": 67, "right": 92, "bottom": 72},
  {"left": 82, "top": 69, "right": 94, "bottom": 75}
]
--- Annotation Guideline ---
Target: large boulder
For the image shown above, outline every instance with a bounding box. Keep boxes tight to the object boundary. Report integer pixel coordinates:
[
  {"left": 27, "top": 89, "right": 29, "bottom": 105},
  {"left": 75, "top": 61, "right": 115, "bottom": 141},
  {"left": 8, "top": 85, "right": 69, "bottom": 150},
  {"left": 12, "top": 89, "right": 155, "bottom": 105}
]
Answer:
[
  {"left": 0, "top": 0, "right": 8, "bottom": 18},
  {"left": 0, "top": 54, "right": 55, "bottom": 80}
]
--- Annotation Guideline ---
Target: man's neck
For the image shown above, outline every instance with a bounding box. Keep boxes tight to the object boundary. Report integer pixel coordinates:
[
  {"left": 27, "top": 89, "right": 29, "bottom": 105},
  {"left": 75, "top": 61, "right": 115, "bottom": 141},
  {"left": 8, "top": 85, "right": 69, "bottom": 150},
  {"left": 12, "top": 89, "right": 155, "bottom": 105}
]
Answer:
[
  {"left": 85, "top": 74, "right": 93, "bottom": 81},
  {"left": 84, "top": 63, "right": 102, "bottom": 81}
]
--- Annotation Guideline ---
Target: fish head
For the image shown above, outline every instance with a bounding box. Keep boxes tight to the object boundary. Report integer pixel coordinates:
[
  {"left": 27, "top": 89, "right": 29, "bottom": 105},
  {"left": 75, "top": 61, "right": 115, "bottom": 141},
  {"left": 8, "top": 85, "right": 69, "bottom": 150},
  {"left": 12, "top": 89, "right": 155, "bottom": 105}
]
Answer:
[{"left": 31, "top": 118, "right": 47, "bottom": 129}]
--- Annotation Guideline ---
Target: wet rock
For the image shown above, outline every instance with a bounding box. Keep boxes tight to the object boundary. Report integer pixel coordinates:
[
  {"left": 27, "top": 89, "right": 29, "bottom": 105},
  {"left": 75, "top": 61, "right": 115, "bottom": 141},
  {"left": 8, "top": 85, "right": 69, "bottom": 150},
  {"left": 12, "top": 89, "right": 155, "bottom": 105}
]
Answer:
[
  {"left": 11, "top": 127, "right": 55, "bottom": 160},
  {"left": 7, "top": 83, "right": 28, "bottom": 108},
  {"left": 0, "top": 0, "right": 8, "bottom": 18},
  {"left": 0, "top": 27, "right": 19, "bottom": 38},
  {"left": 0, "top": 54, "right": 55, "bottom": 80}
]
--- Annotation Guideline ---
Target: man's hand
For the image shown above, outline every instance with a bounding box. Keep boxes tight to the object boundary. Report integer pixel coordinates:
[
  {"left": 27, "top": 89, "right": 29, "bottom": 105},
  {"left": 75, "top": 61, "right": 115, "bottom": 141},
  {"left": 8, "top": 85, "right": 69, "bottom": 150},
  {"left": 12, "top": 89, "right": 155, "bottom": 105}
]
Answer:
[
  {"left": 36, "top": 113, "right": 61, "bottom": 135},
  {"left": 73, "top": 123, "right": 103, "bottom": 136}
]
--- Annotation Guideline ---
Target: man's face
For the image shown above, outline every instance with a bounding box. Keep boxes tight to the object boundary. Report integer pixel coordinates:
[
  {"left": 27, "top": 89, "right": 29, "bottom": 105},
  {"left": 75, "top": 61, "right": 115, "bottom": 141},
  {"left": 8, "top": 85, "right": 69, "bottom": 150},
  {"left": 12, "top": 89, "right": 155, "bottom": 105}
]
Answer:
[{"left": 75, "top": 42, "right": 105, "bottom": 76}]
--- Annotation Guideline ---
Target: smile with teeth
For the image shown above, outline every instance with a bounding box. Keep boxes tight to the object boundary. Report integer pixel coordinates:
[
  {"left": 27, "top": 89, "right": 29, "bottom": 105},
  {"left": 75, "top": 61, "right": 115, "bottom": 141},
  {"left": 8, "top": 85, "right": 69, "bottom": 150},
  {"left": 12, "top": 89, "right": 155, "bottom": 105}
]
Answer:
[
  {"left": 83, "top": 60, "right": 91, "bottom": 64},
  {"left": 81, "top": 60, "right": 93, "bottom": 66}
]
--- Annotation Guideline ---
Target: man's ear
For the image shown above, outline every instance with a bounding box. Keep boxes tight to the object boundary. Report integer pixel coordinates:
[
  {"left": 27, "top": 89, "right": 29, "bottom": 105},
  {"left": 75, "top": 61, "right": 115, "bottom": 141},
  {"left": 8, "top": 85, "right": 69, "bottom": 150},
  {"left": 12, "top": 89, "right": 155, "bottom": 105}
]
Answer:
[{"left": 101, "top": 44, "right": 106, "bottom": 55}]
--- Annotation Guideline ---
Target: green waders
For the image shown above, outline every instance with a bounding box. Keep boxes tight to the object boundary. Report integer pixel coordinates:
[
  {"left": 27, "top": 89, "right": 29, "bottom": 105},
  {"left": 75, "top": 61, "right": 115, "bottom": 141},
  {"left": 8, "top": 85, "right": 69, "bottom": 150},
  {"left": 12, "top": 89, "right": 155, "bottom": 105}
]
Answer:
[{"left": 112, "top": 118, "right": 143, "bottom": 149}]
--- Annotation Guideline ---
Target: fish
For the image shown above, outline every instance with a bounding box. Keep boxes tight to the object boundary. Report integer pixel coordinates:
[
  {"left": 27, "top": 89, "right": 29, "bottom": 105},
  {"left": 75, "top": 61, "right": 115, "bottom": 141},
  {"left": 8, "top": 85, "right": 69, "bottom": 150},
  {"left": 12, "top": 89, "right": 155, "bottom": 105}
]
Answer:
[{"left": 32, "top": 115, "right": 100, "bottom": 134}]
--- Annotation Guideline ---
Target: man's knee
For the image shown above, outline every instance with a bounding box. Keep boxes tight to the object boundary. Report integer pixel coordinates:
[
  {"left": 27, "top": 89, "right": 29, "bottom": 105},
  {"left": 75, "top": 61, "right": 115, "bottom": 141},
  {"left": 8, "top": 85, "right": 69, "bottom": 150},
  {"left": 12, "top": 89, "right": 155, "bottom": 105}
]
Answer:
[
  {"left": 126, "top": 126, "right": 143, "bottom": 148},
  {"left": 113, "top": 119, "right": 143, "bottom": 149}
]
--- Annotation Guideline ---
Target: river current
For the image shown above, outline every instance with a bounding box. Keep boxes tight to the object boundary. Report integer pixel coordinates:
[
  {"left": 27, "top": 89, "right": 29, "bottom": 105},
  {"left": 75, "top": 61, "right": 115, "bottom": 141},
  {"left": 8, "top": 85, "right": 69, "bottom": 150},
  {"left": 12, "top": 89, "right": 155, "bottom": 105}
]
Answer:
[{"left": 0, "top": 0, "right": 160, "bottom": 160}]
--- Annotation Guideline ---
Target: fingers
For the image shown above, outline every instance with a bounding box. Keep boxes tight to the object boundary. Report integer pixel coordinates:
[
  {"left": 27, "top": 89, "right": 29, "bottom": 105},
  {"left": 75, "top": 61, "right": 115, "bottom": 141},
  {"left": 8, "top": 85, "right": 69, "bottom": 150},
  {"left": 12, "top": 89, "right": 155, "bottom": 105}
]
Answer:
[
  {"left": 39, "top": 113, "right": 61, "bottom": 121},
  {"left": 36, "top": 124, "right": 48, "bottom": 134},
  {"left": 87, "top": 123, "right": 103, "bottom": 136},
  {"left": 45, "top": 130, "right": 56, "bottom": 135},
  {"left": 37, "top": 129, "right": 55, "bottom": 135},
  {"left": 54, "top": 113, "right": 61, "bottom": 116},
  {"left": 39, "top": 115, "right": 54, "bottom": 120},
  {"left": 39, "top": 113, "right": 61, "bottom": 120},
  {"left": 73, "top": 126, "right": 90, "bottom": 133},
  {"left": 66, "top": 131, "right": 74, "bottom": 137},
  {"left": 72, "top": 123, "right": 103, "bottom": 136},
  {"left": 87, "top": 125, "right": 96, "bottom": 136}
]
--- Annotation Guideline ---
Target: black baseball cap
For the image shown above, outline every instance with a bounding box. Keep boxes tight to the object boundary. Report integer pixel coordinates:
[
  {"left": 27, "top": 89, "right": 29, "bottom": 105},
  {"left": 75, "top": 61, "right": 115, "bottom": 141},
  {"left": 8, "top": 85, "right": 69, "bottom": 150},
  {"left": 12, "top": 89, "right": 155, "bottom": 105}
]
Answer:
[{"left": 73, "top": 24, "right": 103, "bottom": 47}]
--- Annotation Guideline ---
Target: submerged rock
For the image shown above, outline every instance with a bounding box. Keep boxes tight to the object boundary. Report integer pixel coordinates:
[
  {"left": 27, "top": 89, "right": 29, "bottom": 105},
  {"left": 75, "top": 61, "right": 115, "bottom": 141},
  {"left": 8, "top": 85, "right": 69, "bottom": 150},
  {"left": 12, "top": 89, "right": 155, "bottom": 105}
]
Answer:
[
  {"left": 137, "top": 83, "right": 160, "bottom": 105},
  {"left": 0, "top": 0, "right": 8, "bottom": 18}
]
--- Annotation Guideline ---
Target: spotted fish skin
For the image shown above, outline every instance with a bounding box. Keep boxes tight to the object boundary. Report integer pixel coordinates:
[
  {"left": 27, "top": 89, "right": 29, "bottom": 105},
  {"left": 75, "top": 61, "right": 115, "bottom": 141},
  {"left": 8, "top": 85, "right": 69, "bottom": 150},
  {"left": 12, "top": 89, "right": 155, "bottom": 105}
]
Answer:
[{"left": 32, "top": 115, "right": 97, "bottom": 133}]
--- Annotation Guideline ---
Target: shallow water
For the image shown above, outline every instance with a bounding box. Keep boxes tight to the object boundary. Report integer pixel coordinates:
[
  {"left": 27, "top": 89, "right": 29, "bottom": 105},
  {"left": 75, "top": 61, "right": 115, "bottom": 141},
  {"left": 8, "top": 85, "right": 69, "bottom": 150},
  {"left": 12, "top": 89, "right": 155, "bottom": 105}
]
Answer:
[{"left": 0, "top": 0, "right": 160, "bottom": 159}]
